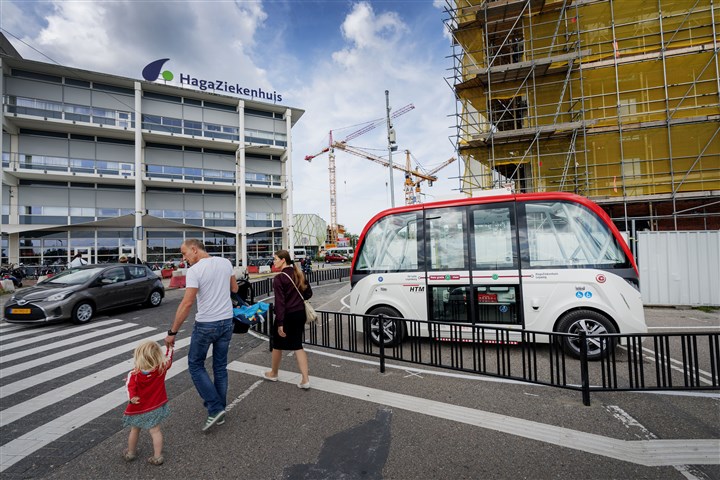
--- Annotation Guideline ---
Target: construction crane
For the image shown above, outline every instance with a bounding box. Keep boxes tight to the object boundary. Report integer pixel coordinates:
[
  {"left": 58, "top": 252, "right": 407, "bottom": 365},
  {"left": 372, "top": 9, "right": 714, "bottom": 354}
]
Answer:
[
  {"left": 305, "top": 104, "right": 415, "bottom": 244},
  {"left": 403, "top": 151, "right": 456, "bottom": 205},
  {"left": 334, "top": 142, "right": 436, "bottom": 182}
]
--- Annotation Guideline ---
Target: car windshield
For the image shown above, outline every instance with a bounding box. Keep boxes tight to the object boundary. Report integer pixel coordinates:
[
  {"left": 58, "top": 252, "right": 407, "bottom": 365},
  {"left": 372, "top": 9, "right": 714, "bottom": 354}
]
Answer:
[{"left": 43, "top": 267, "right": 105, "bottom": 285}]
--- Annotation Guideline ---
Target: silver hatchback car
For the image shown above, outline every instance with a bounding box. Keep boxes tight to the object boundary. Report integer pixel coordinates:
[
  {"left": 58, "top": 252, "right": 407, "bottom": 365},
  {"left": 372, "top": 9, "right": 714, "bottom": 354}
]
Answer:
[{"left": 3, "top": 264, "right": 164, "bottom": 324}]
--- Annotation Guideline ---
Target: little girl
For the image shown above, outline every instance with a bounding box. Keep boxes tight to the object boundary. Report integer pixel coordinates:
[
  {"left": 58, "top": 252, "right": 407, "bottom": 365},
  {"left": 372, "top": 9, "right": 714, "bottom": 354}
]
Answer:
[{"left": 122, "top": 339, "right": 173, "bottom": 466}]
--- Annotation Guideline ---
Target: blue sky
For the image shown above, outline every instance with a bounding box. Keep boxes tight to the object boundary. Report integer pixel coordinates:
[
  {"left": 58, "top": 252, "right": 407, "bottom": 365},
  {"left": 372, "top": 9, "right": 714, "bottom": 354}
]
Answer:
[{"left": 1, "top": 0, "right": 460, "bottom": 234}]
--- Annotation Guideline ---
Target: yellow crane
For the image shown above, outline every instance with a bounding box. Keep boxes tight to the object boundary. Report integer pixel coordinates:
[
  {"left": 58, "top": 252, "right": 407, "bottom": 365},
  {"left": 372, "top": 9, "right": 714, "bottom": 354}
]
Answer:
[{"left": 403, "top": 152, "right": 456, "bottom": 205}]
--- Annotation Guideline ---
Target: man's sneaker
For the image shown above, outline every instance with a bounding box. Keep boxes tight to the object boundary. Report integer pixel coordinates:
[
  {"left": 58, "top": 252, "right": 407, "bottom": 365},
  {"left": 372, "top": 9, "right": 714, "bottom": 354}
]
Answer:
[{"left": 202, "top": 410, "right": 226, "bottom": 432}]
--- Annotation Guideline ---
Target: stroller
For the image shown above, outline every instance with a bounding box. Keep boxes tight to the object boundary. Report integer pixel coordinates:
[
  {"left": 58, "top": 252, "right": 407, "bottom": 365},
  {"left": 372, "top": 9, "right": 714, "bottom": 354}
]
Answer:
[{"left": 231, "top": 277, "right": 268, "bottom": 333}]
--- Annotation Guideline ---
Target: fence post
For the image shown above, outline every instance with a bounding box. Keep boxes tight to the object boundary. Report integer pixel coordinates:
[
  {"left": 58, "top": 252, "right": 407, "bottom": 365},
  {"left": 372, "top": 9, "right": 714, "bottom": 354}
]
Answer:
[
  {"left": 579, "top": 331, "right": 591, "bottom": 406},
  {"left": 378, "top": 314, "right": 386, "bottom": 374}
]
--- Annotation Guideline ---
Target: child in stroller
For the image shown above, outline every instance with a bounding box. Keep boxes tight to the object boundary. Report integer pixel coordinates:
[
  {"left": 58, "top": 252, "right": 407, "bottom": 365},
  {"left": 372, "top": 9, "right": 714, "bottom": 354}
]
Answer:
[{"left": 231, "top": 277, "right": 267, "bottom": 333}]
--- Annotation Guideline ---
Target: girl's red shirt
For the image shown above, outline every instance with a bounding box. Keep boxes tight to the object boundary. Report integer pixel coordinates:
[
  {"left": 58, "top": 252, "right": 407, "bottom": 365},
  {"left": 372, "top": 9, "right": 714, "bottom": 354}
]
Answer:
[{"left": 123, "top": 349, "right": 173, "bottom": 415}]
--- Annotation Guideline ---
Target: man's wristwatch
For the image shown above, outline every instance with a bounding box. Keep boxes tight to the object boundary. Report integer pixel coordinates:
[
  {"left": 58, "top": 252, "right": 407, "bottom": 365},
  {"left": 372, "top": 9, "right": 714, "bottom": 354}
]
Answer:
[{"left": 167, "top": 329, "right": 178, "bottom": 336}]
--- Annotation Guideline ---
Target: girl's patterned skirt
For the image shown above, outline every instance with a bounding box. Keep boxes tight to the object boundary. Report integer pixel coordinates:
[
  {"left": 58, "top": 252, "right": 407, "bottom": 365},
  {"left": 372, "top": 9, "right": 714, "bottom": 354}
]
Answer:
[{"left": 122, "top": 404, "right": 170, "bottom": 429}]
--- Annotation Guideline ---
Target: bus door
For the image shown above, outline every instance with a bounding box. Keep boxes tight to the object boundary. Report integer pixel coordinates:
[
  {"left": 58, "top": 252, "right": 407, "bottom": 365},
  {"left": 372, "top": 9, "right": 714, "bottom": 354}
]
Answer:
[
  {"left": 424, "top": 206, "right": 472, "bottom": 340},
  {"left": 467, "top": 202, "right": 523, "bottom": 341}
]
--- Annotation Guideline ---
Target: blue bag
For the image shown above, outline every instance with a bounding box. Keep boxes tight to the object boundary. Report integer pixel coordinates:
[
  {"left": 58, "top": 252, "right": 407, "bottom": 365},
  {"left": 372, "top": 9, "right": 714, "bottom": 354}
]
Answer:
[{"left": 233, "top": 301, "right": 269, "bottom": 333}]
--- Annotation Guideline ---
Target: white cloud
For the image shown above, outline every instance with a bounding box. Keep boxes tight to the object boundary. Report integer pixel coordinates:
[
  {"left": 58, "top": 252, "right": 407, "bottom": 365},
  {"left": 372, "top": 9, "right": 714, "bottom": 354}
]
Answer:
[{"left": 290, "top": 2, "right": 458, "bottom": 234}]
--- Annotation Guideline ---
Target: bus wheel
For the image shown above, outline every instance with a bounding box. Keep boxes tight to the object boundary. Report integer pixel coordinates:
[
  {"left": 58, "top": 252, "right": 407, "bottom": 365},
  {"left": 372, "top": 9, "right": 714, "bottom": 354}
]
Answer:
[
  {"left": 557, "top": 310, "right": 617, "bottom": 360},
  {"left": 367, "top": 306, "right": 405, "bottom": 347}
]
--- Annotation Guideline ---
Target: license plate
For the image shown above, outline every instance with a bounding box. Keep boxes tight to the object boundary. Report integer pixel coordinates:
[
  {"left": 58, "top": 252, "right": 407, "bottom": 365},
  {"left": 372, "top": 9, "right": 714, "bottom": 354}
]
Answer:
[{"left": 10, "top": 308, "right": 31, "bottom": 314}]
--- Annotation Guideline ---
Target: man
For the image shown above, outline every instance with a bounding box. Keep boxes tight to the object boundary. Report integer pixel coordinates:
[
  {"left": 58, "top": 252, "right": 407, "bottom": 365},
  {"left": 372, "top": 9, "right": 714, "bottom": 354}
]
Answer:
[
  {"left": 119, "top": 255, "right": 129, "bottom": 264},
  {"left": 165, "top": 239, "right": 238, "bottom": 431},
  {"left": 69, "top": 252, "right": 88, "bottom": 267}
]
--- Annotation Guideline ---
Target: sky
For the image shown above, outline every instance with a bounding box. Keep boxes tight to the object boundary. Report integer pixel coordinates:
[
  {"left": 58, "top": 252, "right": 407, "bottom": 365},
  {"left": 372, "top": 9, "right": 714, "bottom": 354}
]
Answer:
[{"left": 0, "top": 0, "right": 461, "bottom": 235}]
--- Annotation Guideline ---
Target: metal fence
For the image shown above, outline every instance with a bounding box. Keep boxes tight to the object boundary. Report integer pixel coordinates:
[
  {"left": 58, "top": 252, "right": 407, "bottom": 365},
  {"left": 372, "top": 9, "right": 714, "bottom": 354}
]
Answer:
[
  {"left": 247, "top": 270, "right": 719, "bottom": 405},
  {"left": 248, "top": 266, "right": 350, "bottom": 300}
]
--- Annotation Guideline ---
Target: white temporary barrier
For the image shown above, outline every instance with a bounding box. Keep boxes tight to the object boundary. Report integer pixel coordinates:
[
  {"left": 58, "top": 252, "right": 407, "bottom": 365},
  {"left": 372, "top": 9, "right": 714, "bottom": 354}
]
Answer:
[{"left": 638, "top": 230, "right": 720, "bottom": 306}]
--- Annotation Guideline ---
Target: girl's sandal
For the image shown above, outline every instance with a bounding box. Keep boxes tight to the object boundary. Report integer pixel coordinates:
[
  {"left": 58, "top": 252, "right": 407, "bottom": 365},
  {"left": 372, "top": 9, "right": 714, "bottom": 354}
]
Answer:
[
  {"left": 148, "top": 455, "right": 164, "bottom": 466},
  {"left": 122, "top": 449, "right": 137, "bottom": 461}
]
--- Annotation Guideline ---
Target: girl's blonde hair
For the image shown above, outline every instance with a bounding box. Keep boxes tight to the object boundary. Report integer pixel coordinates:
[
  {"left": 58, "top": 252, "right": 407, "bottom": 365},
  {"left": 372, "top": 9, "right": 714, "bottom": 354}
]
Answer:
[{"left": 133, "top": 340, "right": 168, "bottom": 373}]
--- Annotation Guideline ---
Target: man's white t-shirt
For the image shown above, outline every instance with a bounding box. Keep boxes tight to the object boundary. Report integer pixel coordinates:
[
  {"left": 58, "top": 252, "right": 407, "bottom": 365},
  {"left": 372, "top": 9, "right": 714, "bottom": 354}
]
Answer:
[{"left": 185, "top": 256, "right": 233, "bottom": 323}]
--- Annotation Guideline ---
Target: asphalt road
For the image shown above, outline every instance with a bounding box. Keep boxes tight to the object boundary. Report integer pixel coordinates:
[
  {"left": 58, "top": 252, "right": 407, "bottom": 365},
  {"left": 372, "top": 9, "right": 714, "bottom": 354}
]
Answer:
[{"left": 0, "top": 279, "right": 718, "bottom": 479}]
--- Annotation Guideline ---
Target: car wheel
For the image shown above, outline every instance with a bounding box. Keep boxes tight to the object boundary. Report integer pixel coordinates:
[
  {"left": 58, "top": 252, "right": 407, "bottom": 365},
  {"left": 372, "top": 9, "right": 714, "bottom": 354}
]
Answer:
[
  {"left": 366, "top": 306, "right": 405, "bottom": 347},
  {"left": 146, "top": 289, "right": 163, "bottom": 307},
  {"left": 556, "top": 309, "right": 617, "bottom": 360},
  {"left": 71, "top": 301, "right": 95, "bottom": 324}
]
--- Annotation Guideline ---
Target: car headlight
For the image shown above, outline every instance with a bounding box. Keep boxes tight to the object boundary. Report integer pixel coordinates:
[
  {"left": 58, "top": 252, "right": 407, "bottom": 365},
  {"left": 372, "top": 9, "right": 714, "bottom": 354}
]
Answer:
[{"left": 47, "top": 291, "right": 73, "bottom": 302}]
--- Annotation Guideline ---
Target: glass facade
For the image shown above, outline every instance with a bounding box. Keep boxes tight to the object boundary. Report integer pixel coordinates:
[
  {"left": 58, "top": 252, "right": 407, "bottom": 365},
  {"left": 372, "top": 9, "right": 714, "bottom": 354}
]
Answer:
[{"left": 1, "top": 57, "right": 302, "bottom": 267}]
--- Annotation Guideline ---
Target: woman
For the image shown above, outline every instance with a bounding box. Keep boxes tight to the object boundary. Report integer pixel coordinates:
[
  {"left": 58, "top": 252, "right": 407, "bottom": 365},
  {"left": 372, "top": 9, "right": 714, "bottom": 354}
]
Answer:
[{"left": 264, "top": 249, "right": 313, "bottom": 388}]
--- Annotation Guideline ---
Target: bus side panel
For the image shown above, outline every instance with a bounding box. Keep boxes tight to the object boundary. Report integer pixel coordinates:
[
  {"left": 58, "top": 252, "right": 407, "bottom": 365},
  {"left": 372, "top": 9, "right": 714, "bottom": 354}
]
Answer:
[
  {"left": 522, "top": 269, "right": 647, "bottom": 334},
  {"left": 350, "top": 274, "right": 427, "bottom": 320}
]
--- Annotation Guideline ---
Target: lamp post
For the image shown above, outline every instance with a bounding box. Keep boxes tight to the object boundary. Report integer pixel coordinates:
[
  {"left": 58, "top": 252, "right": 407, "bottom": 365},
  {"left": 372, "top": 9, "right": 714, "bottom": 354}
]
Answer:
[{"left": 385, "top": 90, "right": 398, "bottom": 208}]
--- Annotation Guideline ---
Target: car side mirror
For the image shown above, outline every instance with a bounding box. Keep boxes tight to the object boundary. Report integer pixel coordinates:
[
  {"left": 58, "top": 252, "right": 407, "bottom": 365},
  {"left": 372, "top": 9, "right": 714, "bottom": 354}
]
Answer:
[{"left": 100, "top": 278, "right": 113, "bottom": 285}]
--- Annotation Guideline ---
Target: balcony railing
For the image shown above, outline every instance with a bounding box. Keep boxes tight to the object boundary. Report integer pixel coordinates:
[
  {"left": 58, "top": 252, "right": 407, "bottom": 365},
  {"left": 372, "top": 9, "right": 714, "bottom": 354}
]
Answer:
[{"left": 3, "top": 153, "right": 134, "bottom": 176}]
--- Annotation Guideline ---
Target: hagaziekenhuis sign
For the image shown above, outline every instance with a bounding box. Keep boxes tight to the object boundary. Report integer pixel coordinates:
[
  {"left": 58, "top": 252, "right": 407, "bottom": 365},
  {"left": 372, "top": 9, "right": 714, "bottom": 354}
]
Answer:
[{"left": 142, "top": 58, "right": 282, "bottom": 103}]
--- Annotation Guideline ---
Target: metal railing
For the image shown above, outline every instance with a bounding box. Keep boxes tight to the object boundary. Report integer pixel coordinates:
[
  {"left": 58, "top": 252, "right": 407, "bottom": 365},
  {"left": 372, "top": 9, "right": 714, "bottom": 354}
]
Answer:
[
  {"left": 248, "top": 266, "right": 350, "bottom": 299},
  {"left": 245, "top": 270, "right": 718, "bottom": 405}
]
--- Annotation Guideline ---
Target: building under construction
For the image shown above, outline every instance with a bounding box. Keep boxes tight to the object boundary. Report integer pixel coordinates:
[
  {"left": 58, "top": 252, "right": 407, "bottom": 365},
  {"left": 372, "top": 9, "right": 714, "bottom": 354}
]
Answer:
[{"left": 447, "top": 0, "right": 719, "bottom": 232}]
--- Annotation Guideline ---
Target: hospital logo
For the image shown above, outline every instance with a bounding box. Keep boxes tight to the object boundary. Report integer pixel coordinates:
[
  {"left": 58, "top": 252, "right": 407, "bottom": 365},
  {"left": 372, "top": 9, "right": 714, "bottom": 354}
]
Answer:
[{"left": 142, "top": 58, "right": 174, "bottom": 82}]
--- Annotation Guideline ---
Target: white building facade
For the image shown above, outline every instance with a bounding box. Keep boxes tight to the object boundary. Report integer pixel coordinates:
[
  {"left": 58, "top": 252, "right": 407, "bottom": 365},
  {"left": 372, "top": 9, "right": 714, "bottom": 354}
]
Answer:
[{"left": 1, "top": 52, "right": 303, "bottom": 267}]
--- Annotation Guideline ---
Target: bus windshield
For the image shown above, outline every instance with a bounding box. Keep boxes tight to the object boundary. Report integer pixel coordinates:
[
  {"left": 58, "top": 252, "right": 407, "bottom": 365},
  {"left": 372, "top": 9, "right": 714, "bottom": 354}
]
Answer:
[{"left": 355, "top": 212, "right": 418, "bottom": 271}]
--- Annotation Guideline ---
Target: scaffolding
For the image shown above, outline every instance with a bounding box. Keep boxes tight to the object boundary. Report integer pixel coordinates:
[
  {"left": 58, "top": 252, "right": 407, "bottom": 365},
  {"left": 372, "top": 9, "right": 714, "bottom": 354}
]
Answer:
[{"left": 445, "top": 0, "right": 720, "bottom": 231}]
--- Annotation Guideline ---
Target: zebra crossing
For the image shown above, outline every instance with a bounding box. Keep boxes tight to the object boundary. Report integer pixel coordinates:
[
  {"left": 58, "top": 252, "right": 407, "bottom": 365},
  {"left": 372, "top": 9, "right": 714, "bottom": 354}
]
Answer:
[{"left": 0, "top": 319, "right": 191, "bottom": 473}]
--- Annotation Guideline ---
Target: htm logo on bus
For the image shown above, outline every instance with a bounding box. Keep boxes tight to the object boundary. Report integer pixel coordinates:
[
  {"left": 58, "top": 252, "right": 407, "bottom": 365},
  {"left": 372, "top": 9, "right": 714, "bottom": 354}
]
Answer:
[{"left": 142, "top": 59, "right": 174, "bottom": 82}]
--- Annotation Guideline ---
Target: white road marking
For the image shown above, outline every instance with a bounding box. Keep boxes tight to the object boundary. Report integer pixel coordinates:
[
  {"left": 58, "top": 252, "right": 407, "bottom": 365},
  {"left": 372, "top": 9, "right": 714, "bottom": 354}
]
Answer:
[
  {"left": 0, "top": 323, "right": 137, "bottom": 363},
  {"left": 0, "top": 326, "right": 156, "bottom": 377},
  {"left": 620, "top": 345, "right": 715, "bottom": 385},
  {"left": 1, "top": 330, "right": 172, "bottom": 398},
  {"left": 0, "top": 353, "right": 192, "bottom": 472},
  {"left": 606, "top": 405, "right": 710, "bottom": 479},
  {"left": 229, "top": 361, "right": 720, "bottom": 467},
  {"left": 225, "top": 380, "right": 263, "bottom": 412},
  {"left": 647, "top": 326, "right": 720, "bottom": 330},
  {"left": 0, "top": 319, "right": 122, "bottom": 345},
  {"left": 0, "top": 337, "right": 191, "bottom": 427},
  {"left": 0, "top": 324, "right": 29, "bottom": 333},
  {"left": 340, "top": 293, "right": 351, "bottom": 309},
  {"left": 0, "top": 325, "right": 66, "bottom": 342}
]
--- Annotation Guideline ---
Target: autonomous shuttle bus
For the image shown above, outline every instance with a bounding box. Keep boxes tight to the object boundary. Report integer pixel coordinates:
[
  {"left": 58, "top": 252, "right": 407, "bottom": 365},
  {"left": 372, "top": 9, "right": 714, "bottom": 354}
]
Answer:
[{"left": 349, "top": 190, "right": 647, "bottom": 359}]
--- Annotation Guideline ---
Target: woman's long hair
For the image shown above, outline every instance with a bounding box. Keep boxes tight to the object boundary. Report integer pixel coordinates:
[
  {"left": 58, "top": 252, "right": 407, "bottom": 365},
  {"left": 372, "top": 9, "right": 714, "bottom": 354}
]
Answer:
[{"left": 275, "top": 249, "right": 308, "bottom": 291}]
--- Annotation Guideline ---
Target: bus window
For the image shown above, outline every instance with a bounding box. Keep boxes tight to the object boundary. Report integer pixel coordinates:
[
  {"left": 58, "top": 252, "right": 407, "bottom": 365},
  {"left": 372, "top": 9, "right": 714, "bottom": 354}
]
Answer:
[
  {"left": 426, "top": 208, "right": 467, "bottom": 270},
  {"left": 355, "top": 211, "right": 419, "bottom": 272},
  {"left": 431, "top": 285, "right": 469, "bottom": 322},
  {"left": 523, "top": 201, "right": 628, "bottom": 269},
  {"left": 471, "top": 205, "right": 516, "bottom": 269},
  {"left": 474, "top": 285, "right": 519, "bottom": 324}
]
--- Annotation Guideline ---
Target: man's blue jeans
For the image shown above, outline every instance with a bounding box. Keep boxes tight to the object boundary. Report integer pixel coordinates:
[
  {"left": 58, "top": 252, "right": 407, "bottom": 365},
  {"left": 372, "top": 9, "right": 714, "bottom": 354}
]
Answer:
[{"left": 188, "top": 318, "right": 233, "bottom": 416}]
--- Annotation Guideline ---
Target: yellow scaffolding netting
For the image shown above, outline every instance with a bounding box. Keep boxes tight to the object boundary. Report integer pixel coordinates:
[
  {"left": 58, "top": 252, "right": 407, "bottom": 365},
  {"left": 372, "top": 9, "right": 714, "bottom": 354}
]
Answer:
[{"left": 451, "top": 0, "right": 720, "bottom": 199}]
